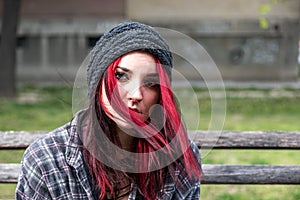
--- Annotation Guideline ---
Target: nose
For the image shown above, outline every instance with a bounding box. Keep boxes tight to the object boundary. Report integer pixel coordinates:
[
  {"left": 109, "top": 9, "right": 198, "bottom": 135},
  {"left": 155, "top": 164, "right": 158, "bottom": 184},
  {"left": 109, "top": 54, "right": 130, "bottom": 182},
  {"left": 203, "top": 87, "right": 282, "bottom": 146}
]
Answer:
[{"left": 126, "top": 82, "right": 143, "bottom": 102}]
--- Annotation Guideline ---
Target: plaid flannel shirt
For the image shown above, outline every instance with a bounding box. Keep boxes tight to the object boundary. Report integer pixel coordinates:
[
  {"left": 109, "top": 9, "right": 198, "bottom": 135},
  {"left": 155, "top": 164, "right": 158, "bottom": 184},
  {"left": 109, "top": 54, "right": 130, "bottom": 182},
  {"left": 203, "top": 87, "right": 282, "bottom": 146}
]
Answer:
[{"left": 16, "top": 112, "right": 201, "bottom": 200}]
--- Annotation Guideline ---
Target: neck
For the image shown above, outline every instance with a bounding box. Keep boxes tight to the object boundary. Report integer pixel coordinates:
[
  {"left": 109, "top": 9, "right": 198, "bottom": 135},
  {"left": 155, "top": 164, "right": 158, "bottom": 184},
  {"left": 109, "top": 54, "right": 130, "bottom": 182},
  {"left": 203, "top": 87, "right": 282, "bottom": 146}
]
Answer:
[{"left": 116, "top": 126, "right": 135, "bottom": 152}]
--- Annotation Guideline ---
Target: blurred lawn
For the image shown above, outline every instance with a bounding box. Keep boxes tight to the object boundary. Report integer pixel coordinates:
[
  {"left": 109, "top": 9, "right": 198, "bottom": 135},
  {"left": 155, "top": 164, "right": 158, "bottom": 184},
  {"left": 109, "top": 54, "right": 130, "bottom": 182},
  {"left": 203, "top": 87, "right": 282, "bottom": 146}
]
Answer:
[
  {"left": 0, "top": 85, "right": 73, "bottom": 131},
  {"left": 0, "top": 85, "right": 300, "bottom": 199}
]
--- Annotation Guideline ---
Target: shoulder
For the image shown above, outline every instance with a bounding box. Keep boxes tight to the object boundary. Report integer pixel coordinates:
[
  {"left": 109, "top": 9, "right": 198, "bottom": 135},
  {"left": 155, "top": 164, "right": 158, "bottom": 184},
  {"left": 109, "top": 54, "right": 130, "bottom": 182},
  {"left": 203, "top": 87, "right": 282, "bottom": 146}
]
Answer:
[
  {"left": 21, "top": 122, "right": 73, "bottom": 171},
  {"left": 160, "top": 140, "right": 201, "bottom": 199},
  {"left": 161, "top": 168, "right": 200, "bottom": 200},
  {"left": 21, "top": 111, "right": 86, "bottom": 170},
  {"left": 16, "top": 122, "right": 74, "bottom": 198},
  {"left": 175, "top": 140, "right": 201, "bottom": 198},
  {"left": 16, "top": 112, "right": 92, "bottom": 199}
]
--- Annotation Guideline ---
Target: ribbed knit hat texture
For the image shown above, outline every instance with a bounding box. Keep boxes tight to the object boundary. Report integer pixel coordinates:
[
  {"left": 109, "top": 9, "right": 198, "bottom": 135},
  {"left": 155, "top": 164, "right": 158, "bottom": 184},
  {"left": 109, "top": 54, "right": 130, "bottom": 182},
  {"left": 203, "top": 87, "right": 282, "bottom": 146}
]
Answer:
[{"left": 87, "top": 21, "right": 173, "bottom": 98}]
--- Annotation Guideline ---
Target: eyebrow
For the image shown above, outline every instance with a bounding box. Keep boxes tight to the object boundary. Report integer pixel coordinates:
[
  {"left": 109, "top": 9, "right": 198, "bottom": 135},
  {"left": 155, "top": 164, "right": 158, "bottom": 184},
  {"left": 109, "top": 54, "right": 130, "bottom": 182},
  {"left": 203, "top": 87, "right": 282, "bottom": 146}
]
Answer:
[
  {"left": 116, "top": 66, "right": 131, "bottom": 73},
  {"left": 116, "top": 66, "right": 159, "bottom": 78}
]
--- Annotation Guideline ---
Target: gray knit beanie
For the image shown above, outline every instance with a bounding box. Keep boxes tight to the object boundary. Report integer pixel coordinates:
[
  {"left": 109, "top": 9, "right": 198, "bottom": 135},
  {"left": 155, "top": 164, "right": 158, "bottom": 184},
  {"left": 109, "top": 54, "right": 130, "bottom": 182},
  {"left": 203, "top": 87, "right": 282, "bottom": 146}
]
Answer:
[{"left": 86, "top": 21, "right": 173, "bottom": 98}]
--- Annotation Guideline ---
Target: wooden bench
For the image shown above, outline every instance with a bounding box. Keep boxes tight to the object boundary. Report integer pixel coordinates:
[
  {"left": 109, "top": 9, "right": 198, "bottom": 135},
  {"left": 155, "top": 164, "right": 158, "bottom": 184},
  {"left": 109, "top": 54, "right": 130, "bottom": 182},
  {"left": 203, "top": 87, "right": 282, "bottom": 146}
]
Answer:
[{"left": 0, "top": 130, "right": 300, "bottom": 184}]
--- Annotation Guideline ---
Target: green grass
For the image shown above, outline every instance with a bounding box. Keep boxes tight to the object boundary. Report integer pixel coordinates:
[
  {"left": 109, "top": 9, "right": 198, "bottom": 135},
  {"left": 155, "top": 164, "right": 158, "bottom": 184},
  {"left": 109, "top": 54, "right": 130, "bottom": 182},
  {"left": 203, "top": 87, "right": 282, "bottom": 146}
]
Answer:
[
  {"left": 0, "top": 85, "right": 73, "bottom": 131},
  {"left": 202, "top": 185, "right": 300, "bottom": 200},
  {"left": 1, "top": 85, "right": 300, "bottom": 199}
]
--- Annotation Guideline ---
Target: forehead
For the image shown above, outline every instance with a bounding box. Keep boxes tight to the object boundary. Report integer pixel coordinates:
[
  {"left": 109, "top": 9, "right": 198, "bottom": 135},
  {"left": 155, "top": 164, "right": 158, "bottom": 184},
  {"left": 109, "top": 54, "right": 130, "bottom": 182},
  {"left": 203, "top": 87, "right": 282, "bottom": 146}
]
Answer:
[{"left": 118, "top": 51, "right": 157, "bottom": 72}]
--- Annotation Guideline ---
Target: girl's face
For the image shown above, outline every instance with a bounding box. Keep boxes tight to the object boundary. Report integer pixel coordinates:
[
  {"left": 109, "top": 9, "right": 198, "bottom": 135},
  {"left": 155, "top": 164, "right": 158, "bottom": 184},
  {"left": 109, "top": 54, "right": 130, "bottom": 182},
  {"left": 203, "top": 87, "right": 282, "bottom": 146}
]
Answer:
[{"left": 102, "top": 51, "right": 160, "bottom": 128}]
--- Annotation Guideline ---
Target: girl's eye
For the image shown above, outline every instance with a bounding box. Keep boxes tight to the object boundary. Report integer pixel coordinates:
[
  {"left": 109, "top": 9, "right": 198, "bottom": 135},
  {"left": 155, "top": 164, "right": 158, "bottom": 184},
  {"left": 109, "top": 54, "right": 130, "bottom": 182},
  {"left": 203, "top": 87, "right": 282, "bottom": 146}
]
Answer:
[
  {"left": 144, "top": 80, "right": 159, "bottom": 88},
  {"left": 115, "top": 72, "right": 128, "bottom": 81}
]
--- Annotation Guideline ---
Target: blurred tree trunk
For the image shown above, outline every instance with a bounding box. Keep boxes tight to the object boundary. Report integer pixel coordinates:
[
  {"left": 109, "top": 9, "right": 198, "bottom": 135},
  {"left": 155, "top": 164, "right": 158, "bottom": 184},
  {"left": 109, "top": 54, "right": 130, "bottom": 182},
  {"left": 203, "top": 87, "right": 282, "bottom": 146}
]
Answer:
[{"left": 0, "top": 0, "right": 21, "bottom": 98}]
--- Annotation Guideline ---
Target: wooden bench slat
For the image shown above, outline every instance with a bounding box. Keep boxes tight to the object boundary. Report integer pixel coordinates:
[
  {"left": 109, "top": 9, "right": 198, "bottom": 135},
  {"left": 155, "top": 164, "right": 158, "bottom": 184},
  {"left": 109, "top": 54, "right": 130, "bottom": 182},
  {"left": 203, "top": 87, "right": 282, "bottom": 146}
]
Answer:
[
  {"left": 189, "top": 130, "right": 300, "bottom": 149},
  {"left": 202, "top": 164, "right": 300, "bottom": 184},
  {"left": 0, "top": 131, "right": 46, "bottom": 149},
  {"left": 1, "top": 163, "right": 300, "bottom": 184},
  {"left": 1, "top": 130, "right": 300, "bottom": 149},
  {"left": 0, "top": 164, "right": 21, "bottom": 183}
]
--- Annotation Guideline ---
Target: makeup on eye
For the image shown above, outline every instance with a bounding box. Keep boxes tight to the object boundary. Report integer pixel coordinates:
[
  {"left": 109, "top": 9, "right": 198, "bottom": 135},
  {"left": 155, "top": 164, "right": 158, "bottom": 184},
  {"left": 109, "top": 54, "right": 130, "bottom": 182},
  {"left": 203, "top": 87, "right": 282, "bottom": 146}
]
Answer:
[
  {"left": 115, "top": 71, "right": 129, "bottom": 81},
  {"left": 115, "top": 66, "right": 130, "bottom": 82},
  {"left": 143, "top": 76, "right": 160, "bottom": 88}
]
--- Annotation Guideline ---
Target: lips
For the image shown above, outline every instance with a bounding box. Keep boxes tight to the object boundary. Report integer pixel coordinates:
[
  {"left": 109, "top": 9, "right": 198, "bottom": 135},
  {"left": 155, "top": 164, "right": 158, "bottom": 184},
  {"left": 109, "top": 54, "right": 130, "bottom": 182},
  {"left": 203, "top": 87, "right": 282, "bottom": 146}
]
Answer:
[
  {"left": 128, "top": 107, "right": 147, "bottom": 122},
  {"left": 129, "top": 107, "right": 141, "bottom": 114}
]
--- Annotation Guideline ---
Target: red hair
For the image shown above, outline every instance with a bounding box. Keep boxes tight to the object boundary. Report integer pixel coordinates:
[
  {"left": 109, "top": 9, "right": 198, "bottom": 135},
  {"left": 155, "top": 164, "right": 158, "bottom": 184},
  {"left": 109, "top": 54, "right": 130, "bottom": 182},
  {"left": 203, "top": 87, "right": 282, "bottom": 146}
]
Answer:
[{"left": 83, "top": 54, "right": 202, "bottom": 200}]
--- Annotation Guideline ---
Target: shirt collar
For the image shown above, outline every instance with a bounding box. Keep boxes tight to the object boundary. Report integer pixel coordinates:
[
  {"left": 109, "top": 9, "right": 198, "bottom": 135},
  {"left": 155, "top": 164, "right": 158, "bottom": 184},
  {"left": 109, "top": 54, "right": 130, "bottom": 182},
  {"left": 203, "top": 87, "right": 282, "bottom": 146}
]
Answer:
[{"left": 66, "top": 110, "right": 85, "bottom": 168}]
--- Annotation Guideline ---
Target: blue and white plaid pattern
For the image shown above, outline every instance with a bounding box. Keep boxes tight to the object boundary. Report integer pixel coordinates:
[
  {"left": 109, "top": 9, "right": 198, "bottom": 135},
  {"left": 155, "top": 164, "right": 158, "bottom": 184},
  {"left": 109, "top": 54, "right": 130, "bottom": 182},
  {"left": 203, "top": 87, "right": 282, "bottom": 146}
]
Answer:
[{"left": 16, "top": 114, "right": 201, "bottom": 200}]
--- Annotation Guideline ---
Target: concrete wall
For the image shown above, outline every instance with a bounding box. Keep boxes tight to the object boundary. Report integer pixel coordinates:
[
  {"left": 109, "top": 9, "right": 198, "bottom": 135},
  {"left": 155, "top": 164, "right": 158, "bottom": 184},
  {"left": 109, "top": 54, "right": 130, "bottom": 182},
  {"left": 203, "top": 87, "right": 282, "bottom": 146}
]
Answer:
[
  {"left": 126, "top": 0, "right": 300, "bottom": 81},
  {"left": 0, "top": 0, "right": 299, "bottom": 83},
  {"left": 126, "top": 0, "right": 299, "bottom": 21},
  {"left": 0, "top": 0, "right": 124, "bottom": 18}
]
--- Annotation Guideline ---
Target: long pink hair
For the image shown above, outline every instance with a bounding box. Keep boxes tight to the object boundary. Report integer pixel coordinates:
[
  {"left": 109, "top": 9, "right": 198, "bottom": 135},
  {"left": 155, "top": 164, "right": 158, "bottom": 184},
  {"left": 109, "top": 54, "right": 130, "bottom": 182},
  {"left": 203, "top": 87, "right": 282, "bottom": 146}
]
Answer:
[{"left": 83, "top": 53, "right": 202, "bottom": 200}]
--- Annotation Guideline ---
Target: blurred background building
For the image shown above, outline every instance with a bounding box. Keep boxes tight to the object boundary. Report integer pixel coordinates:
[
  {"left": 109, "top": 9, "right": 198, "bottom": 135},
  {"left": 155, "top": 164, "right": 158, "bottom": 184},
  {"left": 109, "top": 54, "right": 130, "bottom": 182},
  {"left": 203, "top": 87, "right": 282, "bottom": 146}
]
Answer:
[{"left": 0, "top": 0, "right": 299, "bottom": 84}]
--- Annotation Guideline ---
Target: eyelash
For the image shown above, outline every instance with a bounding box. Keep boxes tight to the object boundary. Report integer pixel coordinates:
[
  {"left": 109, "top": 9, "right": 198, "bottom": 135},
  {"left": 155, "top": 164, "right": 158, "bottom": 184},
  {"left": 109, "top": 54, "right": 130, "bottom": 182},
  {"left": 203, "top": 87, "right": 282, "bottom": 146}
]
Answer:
[
  {"left": 143, "top": 80, "right": 159, "bottom": 88},
  {"left": 115, "top": 72, "right": 128, "bottom": 81}
]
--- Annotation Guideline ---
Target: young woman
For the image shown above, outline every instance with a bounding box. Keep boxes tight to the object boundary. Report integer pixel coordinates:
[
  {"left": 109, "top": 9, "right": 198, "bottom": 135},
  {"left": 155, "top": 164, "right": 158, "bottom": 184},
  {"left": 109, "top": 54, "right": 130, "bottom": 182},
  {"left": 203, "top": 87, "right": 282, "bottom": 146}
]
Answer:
[{"left": 16, "top": 21, "right": 202, "bottom": 200}]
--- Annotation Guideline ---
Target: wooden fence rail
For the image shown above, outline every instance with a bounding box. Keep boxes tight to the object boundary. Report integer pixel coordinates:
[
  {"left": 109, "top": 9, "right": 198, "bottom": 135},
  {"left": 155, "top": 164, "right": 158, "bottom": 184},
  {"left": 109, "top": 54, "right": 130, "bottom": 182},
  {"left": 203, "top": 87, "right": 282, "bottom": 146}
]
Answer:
[{"left": 0, "top": 130, "right": 300, "bottom": 184}]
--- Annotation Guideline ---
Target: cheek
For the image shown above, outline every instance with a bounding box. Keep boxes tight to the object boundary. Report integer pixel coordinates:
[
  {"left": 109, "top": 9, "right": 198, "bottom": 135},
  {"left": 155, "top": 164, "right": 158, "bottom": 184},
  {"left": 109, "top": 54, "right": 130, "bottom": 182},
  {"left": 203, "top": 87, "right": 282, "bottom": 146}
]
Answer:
[
  {"left": 117, "top": 85, "right": 127, "bottom": 101},
  {"left": 144, "top": 89, "right": 160, "bottom": 108}
]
